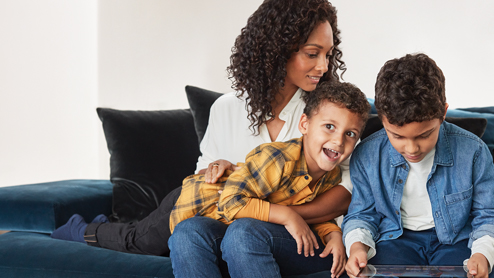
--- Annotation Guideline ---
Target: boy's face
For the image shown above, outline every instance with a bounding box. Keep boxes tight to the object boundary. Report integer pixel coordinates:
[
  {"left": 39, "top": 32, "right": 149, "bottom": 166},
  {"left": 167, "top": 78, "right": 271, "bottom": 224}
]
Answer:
[
  {"left": 299, "top": 100, "right": 363, "bottom": 179},
  {"left": 382, "top": 116, "right": 442, "bottom": 163}
]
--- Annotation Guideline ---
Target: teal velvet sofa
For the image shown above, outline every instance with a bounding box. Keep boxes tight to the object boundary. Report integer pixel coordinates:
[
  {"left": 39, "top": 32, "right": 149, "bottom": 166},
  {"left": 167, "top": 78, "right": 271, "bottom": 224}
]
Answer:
[{"left": 0, "top": 87, "right": 493, "bottom": 277}]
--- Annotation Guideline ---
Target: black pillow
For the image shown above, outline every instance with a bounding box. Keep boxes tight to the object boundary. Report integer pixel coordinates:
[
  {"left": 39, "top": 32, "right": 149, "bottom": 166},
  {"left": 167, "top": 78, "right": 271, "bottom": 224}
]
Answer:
[
  {"left": 185, "top": 85, "right": 223, "bottom": 143},
  {"left": 360, "top": 115, "right": 382, "bottom": 140},
  {"left": 445, "top": 117, "right": 488, "bottom": 138},
  {"left": 361, "top": 115, "right": 487, "bottom": 141},
  {"left": 97, "top": 108, "right": 201, "bottom": 223}
]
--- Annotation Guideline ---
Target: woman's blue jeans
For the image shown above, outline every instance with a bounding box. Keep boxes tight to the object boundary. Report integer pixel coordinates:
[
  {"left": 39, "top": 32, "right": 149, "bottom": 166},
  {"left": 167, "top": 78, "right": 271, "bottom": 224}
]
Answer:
[
  {"left": 168, "top": 217, "right": 336, "bottom": 278},
  {"left": 168, "top": 216, "right": 230, "bottom": 278}
]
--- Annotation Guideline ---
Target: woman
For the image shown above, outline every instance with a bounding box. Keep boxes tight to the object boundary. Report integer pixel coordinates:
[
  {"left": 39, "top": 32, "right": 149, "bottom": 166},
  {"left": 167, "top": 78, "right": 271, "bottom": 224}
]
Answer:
[
  {"left": 52, "top": 0, "right": 351, "bottom": 276},
  {"left": 169, "top": 1, "right": 352, "bottom": 277},
  {"left": 198, "top": 0, "right": 351, "bottom": 222}
]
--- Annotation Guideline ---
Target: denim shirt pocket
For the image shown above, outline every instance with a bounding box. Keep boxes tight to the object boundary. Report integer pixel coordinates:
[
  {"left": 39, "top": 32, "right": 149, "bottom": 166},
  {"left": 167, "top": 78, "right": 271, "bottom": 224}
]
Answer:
[{"left": 443, "top": 186, "right": 473, "bottom": 234}]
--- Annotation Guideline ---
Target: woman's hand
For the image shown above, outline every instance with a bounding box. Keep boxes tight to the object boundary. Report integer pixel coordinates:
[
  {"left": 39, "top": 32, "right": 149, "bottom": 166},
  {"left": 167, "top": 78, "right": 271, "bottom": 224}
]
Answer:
[
  {"left": 200, "top": 159, "right": 239, "bottom": 183},
  {"left": 320, "top": 231, "right": 346, "bottom": 278}
]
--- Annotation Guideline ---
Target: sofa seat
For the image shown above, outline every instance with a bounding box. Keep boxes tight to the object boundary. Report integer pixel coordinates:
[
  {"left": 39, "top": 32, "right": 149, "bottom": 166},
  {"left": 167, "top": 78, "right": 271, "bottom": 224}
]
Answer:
[
  {"left": 0, "top": 179, "right": 113, "bottom": 233},
  {"left": 0, "top": 179, "right": 334, "bottom": 278},
  {"left": 0, "top": 231, "right": 333, "bottom": 278},
  {"left": 0, "top": 231, "right": 174, "bottom": 278}
]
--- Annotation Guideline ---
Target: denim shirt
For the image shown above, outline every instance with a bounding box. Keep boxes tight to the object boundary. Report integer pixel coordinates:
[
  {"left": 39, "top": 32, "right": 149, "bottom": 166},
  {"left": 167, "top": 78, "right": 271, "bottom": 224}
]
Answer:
[{"left": 342, "top": 121, "right": 494, "bottom": 248}]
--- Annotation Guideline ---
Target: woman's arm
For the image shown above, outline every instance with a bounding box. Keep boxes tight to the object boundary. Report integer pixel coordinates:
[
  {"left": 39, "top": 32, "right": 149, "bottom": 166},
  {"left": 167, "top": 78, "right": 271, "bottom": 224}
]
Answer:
[
  {"left": 195, "top": 93, "right": 257, "bottom": 183},
  {"left": 195, "top": 94, "right": 239, "bottom": 182},
  {"left": 290, "top": 185, "right": 351, "bottom": 224}
]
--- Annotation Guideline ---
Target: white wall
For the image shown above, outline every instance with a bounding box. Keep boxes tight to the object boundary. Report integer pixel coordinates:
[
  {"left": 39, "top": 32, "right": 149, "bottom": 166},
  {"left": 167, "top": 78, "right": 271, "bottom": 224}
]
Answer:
[
  {"left": 1, "top": 1, "right": 493, "bottom": 186},
  {"left": 333, "top": 0, "right": 494, "bottom": 108},
  {"left": 96, "top": 0, "right": 265, "bottom": 177},
  {"left": 98, "top": 0, "right": 494, "bottom": 110},
  {"left": 98, "top": 0, "right": 264, "bottom": 110},
  {"left": 0, "top": 1, "right": 98, "bottom": 187}
]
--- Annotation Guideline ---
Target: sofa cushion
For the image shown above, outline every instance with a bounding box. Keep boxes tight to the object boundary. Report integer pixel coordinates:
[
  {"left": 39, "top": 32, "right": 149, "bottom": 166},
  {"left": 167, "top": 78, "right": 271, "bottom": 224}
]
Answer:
[
  {"left": 97, "top": 108, "right": 201, "bottom": 223},
  {"left": 0, "top": 180, "right": 112, "bottom": 233},
  {"left": 0, "top": 231, "right": 333, "bottom": 278},
  {"left": 0, "top": 232, "right": 173, "bottom": 278},
  {"left": 185, "top": 85, "right": 223, "bottom": 143}
]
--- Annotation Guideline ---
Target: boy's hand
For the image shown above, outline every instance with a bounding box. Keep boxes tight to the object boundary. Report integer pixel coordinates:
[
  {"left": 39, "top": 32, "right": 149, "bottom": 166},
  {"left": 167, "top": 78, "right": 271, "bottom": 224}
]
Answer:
[
  {"left": 320, "top": 231, "right": 346, "bottom": 278},
  {"left": 269, "top": 204, "right": 319, "bottom": 257},
  {"left": 466, "top": 253, "right": 490, "bottom": 278},
  {"left": 284, "top": 212, "right": 319, "bottom": 257},
  {"left": 345, "top": 242, "right": 369, "bottom": 278}
]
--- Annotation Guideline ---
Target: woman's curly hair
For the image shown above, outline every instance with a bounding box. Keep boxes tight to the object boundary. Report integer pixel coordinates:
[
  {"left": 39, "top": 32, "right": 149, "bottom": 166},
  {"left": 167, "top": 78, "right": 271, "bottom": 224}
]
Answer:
[
  {"left": 375, "top": 53, "right": 446, "bottom": 126},
  {"left": 227, "top": 0, "right": 346, "bottom": 134}
]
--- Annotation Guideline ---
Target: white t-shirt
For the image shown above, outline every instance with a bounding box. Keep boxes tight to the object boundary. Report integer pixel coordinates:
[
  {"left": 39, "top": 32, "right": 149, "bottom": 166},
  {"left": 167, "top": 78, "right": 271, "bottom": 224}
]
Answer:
[
  {"left": 195, "top": 88, "right": 352, "bottom": 192},
  {"left": 401, "top": 147, "right": 435, "bottom": 230}
]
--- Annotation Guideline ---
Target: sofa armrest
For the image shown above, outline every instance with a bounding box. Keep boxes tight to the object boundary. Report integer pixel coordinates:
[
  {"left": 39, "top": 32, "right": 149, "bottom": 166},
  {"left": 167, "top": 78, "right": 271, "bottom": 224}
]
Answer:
[{"left": 0, "top": 179, "right": 113, "bottom": 233}]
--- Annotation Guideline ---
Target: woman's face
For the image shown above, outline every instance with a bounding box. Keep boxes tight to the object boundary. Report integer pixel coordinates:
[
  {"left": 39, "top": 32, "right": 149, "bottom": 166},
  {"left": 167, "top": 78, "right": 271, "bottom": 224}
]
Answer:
[{"left": 284, "top": 21, "right": 334, "bottom": 95}]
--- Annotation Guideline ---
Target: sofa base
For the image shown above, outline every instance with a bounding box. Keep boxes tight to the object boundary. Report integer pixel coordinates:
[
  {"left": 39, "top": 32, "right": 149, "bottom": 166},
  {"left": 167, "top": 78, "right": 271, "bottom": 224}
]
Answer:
[
  {"left": 0, "top": 232, "right": 174, "bottom": 278},
  {"left": 0, "top": 231, "right": 336, "bottom": 278}
]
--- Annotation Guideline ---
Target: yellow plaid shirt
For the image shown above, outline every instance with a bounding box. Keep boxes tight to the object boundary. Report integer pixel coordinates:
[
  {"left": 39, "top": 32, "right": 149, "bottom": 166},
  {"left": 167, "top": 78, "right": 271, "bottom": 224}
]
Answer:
[{"left": 169, "top": 137, "right": 342, "bottom": 242}]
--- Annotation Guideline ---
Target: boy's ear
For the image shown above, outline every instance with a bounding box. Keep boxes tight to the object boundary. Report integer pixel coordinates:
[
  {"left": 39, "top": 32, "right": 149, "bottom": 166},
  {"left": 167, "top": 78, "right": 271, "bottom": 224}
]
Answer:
[
  {"left": 298, "top": 113, "right": 309, "bottom": 135},
  {"left": 443, "top": 103, "right": 449, "bottom": 120},
  {"left": 439, "top": 103, "right": 449, "bottom": 122}
]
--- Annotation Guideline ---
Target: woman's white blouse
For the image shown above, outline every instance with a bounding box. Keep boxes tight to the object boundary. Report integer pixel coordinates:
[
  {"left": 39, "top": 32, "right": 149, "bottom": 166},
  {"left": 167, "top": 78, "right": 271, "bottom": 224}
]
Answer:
[{"left": 195, "top": 88, "right": 352, "bottom": 193}]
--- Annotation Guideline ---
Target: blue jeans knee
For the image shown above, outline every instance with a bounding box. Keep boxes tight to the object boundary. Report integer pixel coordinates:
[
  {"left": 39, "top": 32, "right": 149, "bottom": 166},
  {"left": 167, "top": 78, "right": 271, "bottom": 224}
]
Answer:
[{"left": 168, "top": 217, "right": 229, "bottom": 278}]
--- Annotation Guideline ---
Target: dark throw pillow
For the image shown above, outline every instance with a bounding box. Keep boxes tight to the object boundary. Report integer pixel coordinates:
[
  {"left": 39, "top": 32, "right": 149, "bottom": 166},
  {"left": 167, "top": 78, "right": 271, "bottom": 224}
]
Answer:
[
  {"left": 361, "top": 116, "right": 487, "bottom": 141},
  {"left": 445, "top": 117, "right": 487, "bottom": 138},
  {"left": 97, "top": 108, "right": 201, "bottom": 223},
  {"left": 360, "top": 115, "right": 382, "bottom": 140},
  {"left": 185, "top": 85, "right": 223, "bottom": 143},
  {"left": 450, "top": 107, "right": 494, "bottom": 159}
]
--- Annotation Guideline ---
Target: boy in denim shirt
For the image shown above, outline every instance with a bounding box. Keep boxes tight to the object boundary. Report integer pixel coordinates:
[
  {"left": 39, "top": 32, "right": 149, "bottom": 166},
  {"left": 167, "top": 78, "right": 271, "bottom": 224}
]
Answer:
[{"left": 343, "top": 53, "right": 494, "bottom": 278}]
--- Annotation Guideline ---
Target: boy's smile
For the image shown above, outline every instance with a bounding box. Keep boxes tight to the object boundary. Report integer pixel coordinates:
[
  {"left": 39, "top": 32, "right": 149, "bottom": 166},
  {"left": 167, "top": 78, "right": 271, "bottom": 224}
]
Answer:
[
  {"left": 299, "top": 100, "right": 363, "bottom": 180},
  {"left": 382, "top": 116, "right": 442, "bottom": 163}
]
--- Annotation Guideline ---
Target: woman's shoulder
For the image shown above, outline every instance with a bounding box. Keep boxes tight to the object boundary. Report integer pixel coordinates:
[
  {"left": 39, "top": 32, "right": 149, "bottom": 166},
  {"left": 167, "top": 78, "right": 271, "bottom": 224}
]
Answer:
[
  {"left": 210, "top": 91, "right": 248, "bottom": 116},
  {"left": 213, "top": 91, "right": 245, "bottom": 105}
]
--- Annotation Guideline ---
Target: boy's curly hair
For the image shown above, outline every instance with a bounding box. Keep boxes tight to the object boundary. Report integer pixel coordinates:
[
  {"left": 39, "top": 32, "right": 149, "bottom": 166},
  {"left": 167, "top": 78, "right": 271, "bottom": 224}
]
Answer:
[
  {"left": 303, "top": 81, "right": 370, "bottom": 128},
  {"left": 375, "top": 53, "right": 446, "bottom": 126},
  {"left": 227, "top": 0, "right": 346, "bottom": 134}
]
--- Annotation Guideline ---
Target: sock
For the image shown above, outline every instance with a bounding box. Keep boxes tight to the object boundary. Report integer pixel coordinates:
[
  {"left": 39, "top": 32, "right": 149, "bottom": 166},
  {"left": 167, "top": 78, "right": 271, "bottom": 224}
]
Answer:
[
  {"left": 91, "top": 214, "right": 109, "bottom": 224},
  {"left": 50, "top": 214, "right": 87, "bottom": 243}
]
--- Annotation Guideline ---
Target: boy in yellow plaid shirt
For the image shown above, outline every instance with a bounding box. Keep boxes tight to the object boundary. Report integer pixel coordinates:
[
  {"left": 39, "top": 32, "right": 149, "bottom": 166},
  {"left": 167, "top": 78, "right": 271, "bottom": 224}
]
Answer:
[
  {"left": 52, "top": 81, "right": 370, "bottom": 278},
  {"left": 169, "top": 81, "right": 370, "bottom": 278}
]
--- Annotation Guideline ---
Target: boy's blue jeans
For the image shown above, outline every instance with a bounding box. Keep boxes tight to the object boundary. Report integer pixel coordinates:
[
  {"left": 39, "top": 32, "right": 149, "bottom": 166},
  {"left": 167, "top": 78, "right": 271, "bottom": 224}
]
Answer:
[
  {"left": 370, "top": 228, "right": 470, "bottom": 265},
  {"left": 168, "top": 216, "right": 336, "bottom": 278},
  {"left": 369, "top": 228, "right": 493, "bottom": 277}
]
